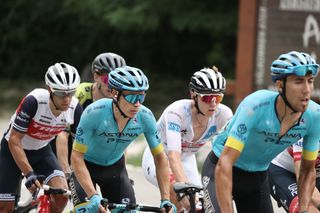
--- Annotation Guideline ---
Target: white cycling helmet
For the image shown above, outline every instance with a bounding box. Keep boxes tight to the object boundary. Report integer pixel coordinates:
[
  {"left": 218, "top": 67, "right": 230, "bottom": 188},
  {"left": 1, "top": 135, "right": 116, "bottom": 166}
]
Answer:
[
  {"left": 45, "top": 62, "right": 80, "bottom": 91},
  {"left": 92, "top": 52, "right": 126, "bottom": 74},
  {"left": 189, "top": 67, "right": 226, "bottom": 94}
]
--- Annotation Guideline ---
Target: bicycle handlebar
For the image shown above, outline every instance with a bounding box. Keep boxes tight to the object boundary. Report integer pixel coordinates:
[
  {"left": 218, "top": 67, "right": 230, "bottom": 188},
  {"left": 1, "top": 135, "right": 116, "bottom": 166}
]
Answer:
[
  {"left": 17, "top": 184, "right": 71, "bottom": 207},
  {"left": 101, "top": 199, "right": 162, "bottom": 212}
]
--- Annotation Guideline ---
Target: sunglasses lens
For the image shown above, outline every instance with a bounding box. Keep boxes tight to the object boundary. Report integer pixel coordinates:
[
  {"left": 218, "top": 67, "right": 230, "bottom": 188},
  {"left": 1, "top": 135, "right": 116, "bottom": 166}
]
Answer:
[
  {"left": 53, "top": 90, "right": 76, "bottom": 97},
  {"left": 200, "top": 94, "right": 223, "bottom": 103},
  {"left": 124, "top": 94, "right": 145, "bottom": 104}
]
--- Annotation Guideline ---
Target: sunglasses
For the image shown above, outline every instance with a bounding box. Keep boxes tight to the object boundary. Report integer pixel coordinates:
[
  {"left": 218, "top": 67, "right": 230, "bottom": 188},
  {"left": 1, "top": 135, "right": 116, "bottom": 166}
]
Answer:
[
  {"left": 52, "top": 90, "right": 76, "bottom": 97},
  {"left": 197, "top": 93, "right": 224, "bottom": 104},
  {"left": 287, "top": 64, "right": 319, "bottom": 77},
  {"left": 123, "top": 93, "right": 146, "bottom": 104},
  {"left": 100, "top": 75, "right": 109, "bottom": 85}
]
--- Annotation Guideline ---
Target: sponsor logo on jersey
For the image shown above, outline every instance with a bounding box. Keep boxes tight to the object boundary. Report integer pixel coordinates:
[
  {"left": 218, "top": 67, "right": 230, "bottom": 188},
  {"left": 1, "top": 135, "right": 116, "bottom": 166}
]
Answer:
[
  {"left": 237, "top": 124, "right": 247, "bottom": 134},
  {"left": 168, "top": 122, "right": 181, "bottom": 132},
  {"left": 98, "top": 132, "right": 139, "bottom": 138},
  {"left": 27, "top": 119, "right": 65, "bottom": 140}
]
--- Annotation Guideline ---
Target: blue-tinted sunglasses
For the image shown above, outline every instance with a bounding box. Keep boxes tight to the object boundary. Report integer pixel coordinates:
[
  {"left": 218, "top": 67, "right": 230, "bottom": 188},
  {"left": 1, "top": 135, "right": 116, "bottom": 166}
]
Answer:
[
  {"left": 123, "top": 93, "right": 146, "bottom": 104},
  {"left": 288, "top": 64, "right": 319, "bottom": 77}
]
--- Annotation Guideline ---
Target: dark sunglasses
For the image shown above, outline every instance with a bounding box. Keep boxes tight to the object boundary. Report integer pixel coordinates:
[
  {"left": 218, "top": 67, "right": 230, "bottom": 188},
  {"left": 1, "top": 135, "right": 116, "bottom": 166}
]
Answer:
[
  {"left": 196, "top": 93, "right": 224, "bottom": 104},
  {"left": 123, "top": 93, "right": 146, "bottom": 104},
  {"left": 52, "top": 90, "right": 76, "bottom": 97}
]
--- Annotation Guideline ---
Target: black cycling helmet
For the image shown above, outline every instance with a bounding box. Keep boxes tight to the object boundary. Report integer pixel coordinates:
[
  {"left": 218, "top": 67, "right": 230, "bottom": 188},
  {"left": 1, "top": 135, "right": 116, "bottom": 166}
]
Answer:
[{"left": 92, "top": 52, "right": 126, "bottom": 75}]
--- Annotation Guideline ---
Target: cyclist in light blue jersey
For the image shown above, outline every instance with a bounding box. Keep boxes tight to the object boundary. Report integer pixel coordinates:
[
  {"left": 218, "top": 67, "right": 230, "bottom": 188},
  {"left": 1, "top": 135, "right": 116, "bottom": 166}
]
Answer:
[
  {"left": 201, "top": 51, "right": 320, "bottom": 213},
  {"left": 70, "top": 66, "right": 176, "bottom": 213}
]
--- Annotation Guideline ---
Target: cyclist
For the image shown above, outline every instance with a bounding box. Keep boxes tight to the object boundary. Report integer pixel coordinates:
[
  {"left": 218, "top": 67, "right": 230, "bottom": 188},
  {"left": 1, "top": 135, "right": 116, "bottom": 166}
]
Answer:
[
  {"left": 201, "top": 51, "right": 320, "bottom": 213},
  {"left": 0, "top": 63, "right": 83, "bottom": 212},
  {"left": 70, "top": 66, "right": 176, "bottom": 212},
  {"left": 52, "top": 52, "right": 126, "bottom": 175},
  {"left": 269, "top": 140, "right": 320, "bottom": 212},
  {"left": 142, "top": 67, "right": 233, "bottom": 212}
]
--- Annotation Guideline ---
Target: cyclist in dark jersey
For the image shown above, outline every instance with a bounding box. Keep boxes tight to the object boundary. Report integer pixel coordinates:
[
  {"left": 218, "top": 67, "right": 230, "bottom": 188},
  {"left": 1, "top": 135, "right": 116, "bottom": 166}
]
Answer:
[
  {"left": 201, "top": 51, "right": 320, "bottom": 213},
  {"left": 71, "top": 66, "right": 176, "bottom": 212},
  {"left": 52, "top": 52, "right": 126, "bottom": 176},
  {"left": 0, "top": 63, "right": 83, "bottom": 212}
]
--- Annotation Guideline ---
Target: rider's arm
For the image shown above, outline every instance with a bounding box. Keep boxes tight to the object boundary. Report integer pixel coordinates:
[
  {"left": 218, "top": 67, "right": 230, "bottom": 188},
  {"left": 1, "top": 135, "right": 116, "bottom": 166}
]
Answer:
[
  {"left": 298, "top": 158, "right": 316, "bottom": 211},
  {"left": 215, "top": 140, "right": 241, "bottom": 213},
  {"left": 8, "top": 129, "right": 33, "bottom": 175},
  {"left": 153, "top": 150, "right": 171, "bottom": 200},
  {"left": 168, "top": 151, "right": 188, "bottom": 183},
  {"left": 56, "top": 131, "right": 71, "bottom": 173},
  {"left": 71, "top": 150, "right": 97, "bottom": 197},
  {"left": 8, "top": 95, "right": 38, "bottom": 175}
]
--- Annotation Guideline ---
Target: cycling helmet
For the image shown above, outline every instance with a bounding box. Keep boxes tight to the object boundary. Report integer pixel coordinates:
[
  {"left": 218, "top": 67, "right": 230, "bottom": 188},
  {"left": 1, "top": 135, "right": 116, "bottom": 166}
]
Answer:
[
  {"left": 45, "top": 62, "right": 80, "bottom": 91},
  {"left": 108, "top": 66, "right": 149, "bottom": 91},
  {"left": 92, "top": 52, "right": 126, "bottom": 74},
  {"left": 271, "top": 51, "right": 319, "bottom": 82},
  {"left": 189, "top": 67, "right": 226, "bottom": 94}
]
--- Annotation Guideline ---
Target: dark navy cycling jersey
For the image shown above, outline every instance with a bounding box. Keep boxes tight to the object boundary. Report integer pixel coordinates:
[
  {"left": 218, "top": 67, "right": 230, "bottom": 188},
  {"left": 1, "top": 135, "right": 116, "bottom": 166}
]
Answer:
[
  {"left": 212, "top": 89, "right": 320, "bottom": 171},
  {"left": 73, "top": 98, "right": 163, "bottom": 166}
]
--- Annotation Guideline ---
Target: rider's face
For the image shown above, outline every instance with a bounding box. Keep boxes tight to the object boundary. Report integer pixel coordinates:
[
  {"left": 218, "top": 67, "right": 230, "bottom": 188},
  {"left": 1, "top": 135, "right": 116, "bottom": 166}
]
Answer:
[
  {"left": 284, "top": 74, "right": 314, "bottom": 112},
  {"left": 118, "top": 91, "right": 146, "bottom": 118}
]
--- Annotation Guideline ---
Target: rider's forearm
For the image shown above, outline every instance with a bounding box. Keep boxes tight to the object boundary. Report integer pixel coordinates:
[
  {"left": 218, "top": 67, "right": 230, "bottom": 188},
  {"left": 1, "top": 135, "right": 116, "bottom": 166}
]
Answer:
[
  {"left": 215, "top": 160, "right": 234, "bottom": 212},
  {"left": 298, "top": 165, "right": 316, "bottom": 211},
  {"left": 8, "top": 134, "right": 33, "bottom": 175},
  {"left": 71, "top": 151, "right": 97, "bottom": 198},
  {"left": 168, "top": 152, "right": 188, "bottom": 183},
  {"left": 154, "top": 152, "right": 171, "bottom": 200},
  {"left": 56, "top": 132, "right": 70, "bottom": 173}
]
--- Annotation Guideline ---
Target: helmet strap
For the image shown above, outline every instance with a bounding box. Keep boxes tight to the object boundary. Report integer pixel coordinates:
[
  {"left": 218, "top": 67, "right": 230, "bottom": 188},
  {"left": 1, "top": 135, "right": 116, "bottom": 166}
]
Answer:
[
  {"left": 194, "top": 95, "right": 205, "bottom": 116},
  {"left": 113, "top": 91, "right": 129, "bottom": 118},
  {"left": 279, "top": 78, "right": 297, "bottom": 114}
]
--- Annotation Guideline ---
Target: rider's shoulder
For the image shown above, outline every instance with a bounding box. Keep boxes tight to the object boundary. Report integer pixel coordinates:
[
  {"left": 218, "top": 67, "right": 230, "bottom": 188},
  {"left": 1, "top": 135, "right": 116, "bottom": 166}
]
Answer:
[
  {"left": 83, "top": 98, "right": 111, "bottom": 114},
  {"left": 240, "top": 90, "right": 276, "bottom": 107},
  {"left": 305, "top": 100, "right": 320, "bottom": 116},
  {"left": 76, "top": 82, "right": 93, "bottom": 93}
]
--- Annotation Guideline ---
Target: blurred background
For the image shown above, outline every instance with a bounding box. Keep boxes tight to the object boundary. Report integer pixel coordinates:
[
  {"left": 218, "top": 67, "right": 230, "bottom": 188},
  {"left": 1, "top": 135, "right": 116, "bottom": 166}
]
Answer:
[{"left": 0, "top": 0, "right": 238, "bottom": 117}]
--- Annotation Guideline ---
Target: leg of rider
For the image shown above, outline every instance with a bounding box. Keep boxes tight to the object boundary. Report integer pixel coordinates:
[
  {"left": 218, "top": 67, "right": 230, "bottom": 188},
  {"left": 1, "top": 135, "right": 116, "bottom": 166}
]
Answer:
[
  {"left": 0, "top": 138, "right": 21, "bottom": 212},
  {"left": 268, "top": 163, "right": 298, "bottom": 213},
  {"left": 33, "top": 145, "right": 68, "bottom": 213},
  {"left": 201, "top": 151, "right": 221, "bottom": 213},
  {"left": 98, "top": 156, "right": 136, "bottom": 204},
  {"left": 233, "top": 168, "right": 273, "bottom": 213}
]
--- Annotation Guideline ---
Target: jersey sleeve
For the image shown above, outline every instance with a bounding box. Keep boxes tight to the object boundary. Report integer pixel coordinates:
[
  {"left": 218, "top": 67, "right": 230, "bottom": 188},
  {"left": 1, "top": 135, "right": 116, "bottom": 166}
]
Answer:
[
  {"left": 69, "top": 102, "right": 83, "bottom": 137},
  {"left": 141, "top": 108, "right": 163, "bottom": 156},
  {"left": 301, "top": 111, "right": 320, "bottom": 161},
  {"left": 73, "top": 105, "right": 97, "bottom": 154},
  {"left": 225, "top": 98, "right": 261, "bottom": 153},
  {"left": 12, "top": 95, "right": 38, "bottom": 133},
  {"left": 163, "top": 109, "right": 184, "bottom": 152},
  {"left": 292, "top": 140, "right": 303, "bottom": 162}
]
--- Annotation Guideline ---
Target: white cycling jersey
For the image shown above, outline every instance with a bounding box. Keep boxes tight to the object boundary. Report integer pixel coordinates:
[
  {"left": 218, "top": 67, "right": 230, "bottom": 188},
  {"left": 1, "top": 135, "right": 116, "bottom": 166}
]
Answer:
[
  {"left": 272, "top": 140, "right": 320, "bottom": 177},
  {"left": 158, "top": 99, "right": 233, "bottom": 156},
  {"left": 142, "top": 99, "right": 233, "bottom": 186},
  {"left": 4, "top": 88, "right": 81, "bottom": 150}
]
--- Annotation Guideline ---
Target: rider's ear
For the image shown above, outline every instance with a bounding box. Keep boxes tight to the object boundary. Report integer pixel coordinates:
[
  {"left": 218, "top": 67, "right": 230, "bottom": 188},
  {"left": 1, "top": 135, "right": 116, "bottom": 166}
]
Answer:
[{"left": 275, "top": 80, "right": 283, "bottom": 93}]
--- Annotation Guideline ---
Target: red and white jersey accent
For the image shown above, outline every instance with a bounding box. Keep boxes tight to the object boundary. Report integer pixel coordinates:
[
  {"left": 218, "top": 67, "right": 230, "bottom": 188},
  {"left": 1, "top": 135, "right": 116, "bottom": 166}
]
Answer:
[
  {"left": 4, "top": 88, "right": 80, "bottom": 150},
  {"left": 272, "top": 139, "right": 320, "bottom": 177},
  {"left": 157, "top": 99, "right": 233, "bottom": 157}
]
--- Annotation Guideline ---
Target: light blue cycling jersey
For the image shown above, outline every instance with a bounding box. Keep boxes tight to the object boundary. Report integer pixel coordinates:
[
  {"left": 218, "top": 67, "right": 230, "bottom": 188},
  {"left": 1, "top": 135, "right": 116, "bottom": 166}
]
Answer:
[
  {"left": 73, "top": 98, "right": 163, "bottom": 166},
  {"left": 212, "top": 89, "right": 320, "bottom": 172}
]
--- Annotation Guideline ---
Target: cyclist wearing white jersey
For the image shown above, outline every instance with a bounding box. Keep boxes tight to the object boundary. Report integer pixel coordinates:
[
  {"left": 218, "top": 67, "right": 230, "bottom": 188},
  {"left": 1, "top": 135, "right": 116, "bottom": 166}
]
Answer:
[
  {"left": 0, "top": 63, "right": 83, "bottom": 212},
  {"left": 201, "top": 51, "right": 320, "bottom": 213},
  {"left": 269, "top": 140, "right": 320, "bottom": 212},
  {"left": 142, "top": 67, "right": 233, "bottom": 211},
  {"left": 71, "top": 66, "right": 176, "bottom": 213},
  {"left": 52, "top": 52, "right": 126, "bottom": 175}
]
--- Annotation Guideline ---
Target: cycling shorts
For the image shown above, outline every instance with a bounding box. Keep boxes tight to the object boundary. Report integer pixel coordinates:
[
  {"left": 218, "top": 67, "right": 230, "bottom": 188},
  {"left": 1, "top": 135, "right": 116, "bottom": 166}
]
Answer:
[
  {"left": 201, "top": 151, "right": 273, "bottom": 213},
  {"left": 0, "top": 137, "right": 64, "bottom": 201},
  {"left": 70, "top": 155, "right": 136, "bottom": 206}
]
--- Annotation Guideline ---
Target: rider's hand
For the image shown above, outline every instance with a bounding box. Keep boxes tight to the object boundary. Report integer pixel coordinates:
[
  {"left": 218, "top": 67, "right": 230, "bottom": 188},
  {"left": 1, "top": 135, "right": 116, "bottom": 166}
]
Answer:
[
  {"left": 25, "top": 171, "right": 42, "bottom": 193},
  {"left": 88, "top": 194, "right": 107, "bottom": 213},
  {"left": 160, "top": 199, "right": 177, "bottom": 213}
]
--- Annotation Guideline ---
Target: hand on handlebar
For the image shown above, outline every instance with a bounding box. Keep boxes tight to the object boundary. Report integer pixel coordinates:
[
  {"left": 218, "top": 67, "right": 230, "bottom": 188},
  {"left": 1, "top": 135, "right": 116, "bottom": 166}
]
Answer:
[
  {"left": 24, "top": 172, "right": 45, "bottom": 193},
  {"left": 160, "top": 199, "right": 177, "bottom": 213},
  {"left": 88, "top": 194, "right": 108, "bottom": 213}
]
